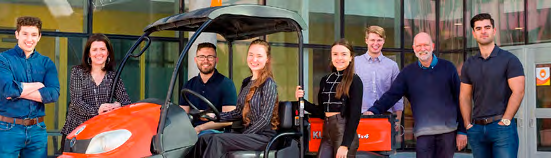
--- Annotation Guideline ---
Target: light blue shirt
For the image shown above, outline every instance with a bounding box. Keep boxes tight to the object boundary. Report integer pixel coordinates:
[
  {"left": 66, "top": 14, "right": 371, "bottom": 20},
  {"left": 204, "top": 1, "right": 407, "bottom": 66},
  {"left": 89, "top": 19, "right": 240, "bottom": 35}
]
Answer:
[{"left": 354, "top": 52, "right": 403, "bottom": 113}]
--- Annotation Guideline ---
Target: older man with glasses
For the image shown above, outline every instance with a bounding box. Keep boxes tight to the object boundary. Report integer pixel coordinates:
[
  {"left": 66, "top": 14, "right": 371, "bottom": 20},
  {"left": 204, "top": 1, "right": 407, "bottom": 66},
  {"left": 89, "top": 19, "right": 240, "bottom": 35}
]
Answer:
[{"left": 179, "top": 42, "right": 237, "bottom": 136}]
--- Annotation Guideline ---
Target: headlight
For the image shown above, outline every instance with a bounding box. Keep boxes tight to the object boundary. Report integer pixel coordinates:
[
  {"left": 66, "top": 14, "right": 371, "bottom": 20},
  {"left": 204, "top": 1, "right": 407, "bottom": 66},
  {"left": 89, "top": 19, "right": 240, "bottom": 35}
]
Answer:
[{"left": 85, "top": 129, "right": 132, "bottom": 154}]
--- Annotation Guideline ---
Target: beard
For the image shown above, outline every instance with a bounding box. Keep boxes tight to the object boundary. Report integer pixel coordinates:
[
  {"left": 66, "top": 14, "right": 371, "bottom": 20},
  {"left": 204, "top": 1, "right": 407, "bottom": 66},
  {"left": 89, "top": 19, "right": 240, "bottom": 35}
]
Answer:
[
  {"left": 416, "top": 51, "right": 432, "bottom": 62},
  {"left": 198, "top": 63, "right": 215, "bottom": 74}
]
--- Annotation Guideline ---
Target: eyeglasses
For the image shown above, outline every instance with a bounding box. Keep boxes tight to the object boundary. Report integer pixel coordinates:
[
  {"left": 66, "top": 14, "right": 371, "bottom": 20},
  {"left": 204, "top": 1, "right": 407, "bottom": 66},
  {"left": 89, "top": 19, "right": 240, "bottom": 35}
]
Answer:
[{"left": 196, "top": 55, "right": 216, "bottom": 61}]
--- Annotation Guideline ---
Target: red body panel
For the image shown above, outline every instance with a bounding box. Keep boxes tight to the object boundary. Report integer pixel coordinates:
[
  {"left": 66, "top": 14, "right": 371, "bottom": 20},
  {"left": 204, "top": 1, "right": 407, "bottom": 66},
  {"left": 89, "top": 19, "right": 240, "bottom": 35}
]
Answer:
[
  {"left": 308, "top": 117, "right": 392, "bottom": 152},
  {"left": 60, "top": 102, "right": 161, "bottom": 158}
]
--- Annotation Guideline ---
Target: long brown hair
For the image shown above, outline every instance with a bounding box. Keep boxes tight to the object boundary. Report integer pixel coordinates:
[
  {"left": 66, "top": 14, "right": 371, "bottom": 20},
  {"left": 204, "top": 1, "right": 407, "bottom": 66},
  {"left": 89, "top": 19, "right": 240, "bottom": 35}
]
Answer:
[
  {"left": 331, "top": 38, "right": 355, "bottom": 99},
  {"left": 80, "top": 33, "right": 116, "bottom": 73},
  {"left": 242, "top": 39, "right": 279, "bottom": 130}
]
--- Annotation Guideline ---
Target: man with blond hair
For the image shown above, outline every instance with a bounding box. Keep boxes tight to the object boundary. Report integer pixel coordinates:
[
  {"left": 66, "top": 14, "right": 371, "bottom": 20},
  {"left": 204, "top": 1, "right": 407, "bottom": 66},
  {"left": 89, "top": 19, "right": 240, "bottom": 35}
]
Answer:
[{"left": 354, "top": 26, "right": 403, "bottom": 131}]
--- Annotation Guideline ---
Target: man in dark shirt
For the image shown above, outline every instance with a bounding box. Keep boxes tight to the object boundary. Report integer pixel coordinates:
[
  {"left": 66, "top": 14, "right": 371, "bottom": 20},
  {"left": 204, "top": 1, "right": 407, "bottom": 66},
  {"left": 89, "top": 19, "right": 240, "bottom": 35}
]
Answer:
[
  {"left": 460, "top": 13, "right": 525, "bottom": 158},
  {"left": 366, "top": 32, "right": 467, "bottom": 158},
  {"left": 0, "top": 16, "right": 60, "bottom": 157},
  {"left": 179, "top": 42, "right": 237, "bottom": 136}
]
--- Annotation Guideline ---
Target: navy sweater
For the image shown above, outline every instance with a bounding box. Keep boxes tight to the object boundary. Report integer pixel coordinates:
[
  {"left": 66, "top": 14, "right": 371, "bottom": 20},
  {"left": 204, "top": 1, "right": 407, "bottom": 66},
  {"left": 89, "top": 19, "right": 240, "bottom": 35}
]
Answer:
[{"left": 368, "top": 58, "right": 466, "bottom": 137}]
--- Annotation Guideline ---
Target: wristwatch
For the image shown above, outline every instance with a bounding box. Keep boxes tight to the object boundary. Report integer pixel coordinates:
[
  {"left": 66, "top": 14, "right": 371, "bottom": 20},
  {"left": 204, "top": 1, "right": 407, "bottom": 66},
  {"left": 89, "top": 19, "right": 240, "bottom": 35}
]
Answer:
[{"left": 501, "top": 118, "right": 511, "bottom": 126}]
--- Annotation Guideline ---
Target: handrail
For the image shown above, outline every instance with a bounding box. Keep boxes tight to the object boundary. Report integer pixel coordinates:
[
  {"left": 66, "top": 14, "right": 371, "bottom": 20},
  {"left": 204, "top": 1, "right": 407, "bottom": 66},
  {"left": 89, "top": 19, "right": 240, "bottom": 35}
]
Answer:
[
  {"left": 109, "top": 34, "right": 151, "bottom": 103},
  {"left": 263, "top": 132, "right": 302, "bottom": 158}
]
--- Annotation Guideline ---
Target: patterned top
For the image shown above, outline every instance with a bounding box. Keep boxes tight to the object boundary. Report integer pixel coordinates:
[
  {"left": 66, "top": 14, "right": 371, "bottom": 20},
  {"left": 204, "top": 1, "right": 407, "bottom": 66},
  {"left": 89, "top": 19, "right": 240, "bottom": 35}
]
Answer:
[
  {"left": 319, "top": 71, "right": 344, "bottom": 112},
  {"left": 61, "top": 65, "right": 131, "bottom": 135},
  {"left": 303, "top": 70, "right": 363, "bottom": 148},
  {"left": 220, "top": 77, "right": 278, "bottom": 136}
]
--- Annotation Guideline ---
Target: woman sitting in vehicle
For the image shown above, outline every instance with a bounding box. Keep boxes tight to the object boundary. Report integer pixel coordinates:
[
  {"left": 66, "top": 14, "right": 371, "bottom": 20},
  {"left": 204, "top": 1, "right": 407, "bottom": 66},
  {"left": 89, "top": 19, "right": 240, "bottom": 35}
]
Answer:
[
  {"left": 60, "top": 33, "right": 131, "bottom": 150},
  {"left": 188, "top": 39, "right": 279, "bottom": 158},
  {"left": 295, "top": 39, "right": 363, "bottom": 158}
]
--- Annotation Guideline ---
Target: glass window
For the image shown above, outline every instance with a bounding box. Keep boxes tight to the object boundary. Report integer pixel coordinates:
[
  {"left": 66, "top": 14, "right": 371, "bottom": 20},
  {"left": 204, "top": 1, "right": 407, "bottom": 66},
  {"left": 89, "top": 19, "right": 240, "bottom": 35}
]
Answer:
[
  {"left": 309, "top": 47, "right": 331, "bottom": 104},
  {"left": 466, "top": 0, "right": 525, "bottom": 47},
  {"left": 440, "top": 0, "right": 464, "bottom": 51},
  {"left": 214, "top": 41, "right": 232, "bottom": 77},
  {"left": 92, "top": 0, "right": 178, "bottom": 37},
  {"left": 345, "top": 0, "right": 401, "bottom": 48},
  {"left": 537, "top": 118, "right": 551, "bottom": 151},
  {"left": 536, "top": 64, "right": 551, "bottom": 109},
  {"left": 0, "top": 0, "right": 87, "bottom": 33},
  {"left": 527, "top": 0, "right": 551, "bottom": 43},
  {"left": 267, "top": 0, "right": 335, "bottom": 45},
  {"left": 439, "top": 51, "right": 464, "bottom": 68},
  {"left": 383, "top": 52, "right": 403, "bottom": 68},
  {"left": 271, "top": 46, "right": 299, "bottom": 101},
  {"left": 404, "top": 0, "right": 435, "bottom": 49},
  {"left": 230, "top": 42, "right": 250, "bottom": 90},
  {"left": 145, "top": 41, "right": 180, "bottom": 102}
]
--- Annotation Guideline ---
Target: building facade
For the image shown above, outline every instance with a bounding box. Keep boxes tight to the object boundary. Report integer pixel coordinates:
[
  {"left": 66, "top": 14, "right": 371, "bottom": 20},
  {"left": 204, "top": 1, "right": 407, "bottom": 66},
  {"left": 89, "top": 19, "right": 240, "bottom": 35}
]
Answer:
[{"left": 0, "top": 0, "right": 550, "bottom": 157}]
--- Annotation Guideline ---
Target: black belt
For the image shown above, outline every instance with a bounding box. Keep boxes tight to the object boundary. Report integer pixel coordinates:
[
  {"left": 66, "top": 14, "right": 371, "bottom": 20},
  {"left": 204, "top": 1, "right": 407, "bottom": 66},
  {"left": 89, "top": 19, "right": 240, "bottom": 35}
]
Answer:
[{"left": 472, "top": 115, "right": 502, "bottom": 125}]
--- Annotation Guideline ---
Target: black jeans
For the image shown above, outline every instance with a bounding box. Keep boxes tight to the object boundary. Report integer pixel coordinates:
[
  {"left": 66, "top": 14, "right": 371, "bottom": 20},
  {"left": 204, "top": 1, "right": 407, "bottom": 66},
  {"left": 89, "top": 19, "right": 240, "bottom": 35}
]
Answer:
[
  {"left": 317, "top": 114, "right": 359, "bottom": 158},
  {"left": 415, "top": 131, "right": 456, "bottom": 158},
  {"left": 188, "top": 133, "right": 271, "bottom": 158}
]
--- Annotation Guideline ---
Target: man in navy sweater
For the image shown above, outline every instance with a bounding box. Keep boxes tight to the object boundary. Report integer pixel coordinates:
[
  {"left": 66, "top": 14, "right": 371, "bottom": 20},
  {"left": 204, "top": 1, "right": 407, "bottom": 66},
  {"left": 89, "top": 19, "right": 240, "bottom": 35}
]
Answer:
[{"left": 366, "top": 32, "right": 467, "bottom": 158}]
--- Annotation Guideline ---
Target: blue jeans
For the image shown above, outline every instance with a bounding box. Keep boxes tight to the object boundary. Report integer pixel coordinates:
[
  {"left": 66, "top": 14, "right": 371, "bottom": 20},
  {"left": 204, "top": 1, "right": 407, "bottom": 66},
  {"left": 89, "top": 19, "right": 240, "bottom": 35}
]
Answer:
[
  {"left": 0, "top": 121, "right": 48, "bottom": 158},
  {"left": 467, "top": 119, "right": 518, "bottom": 158},
  {"left": 198, "top": 129, "right": 224, "bottom": 137}
]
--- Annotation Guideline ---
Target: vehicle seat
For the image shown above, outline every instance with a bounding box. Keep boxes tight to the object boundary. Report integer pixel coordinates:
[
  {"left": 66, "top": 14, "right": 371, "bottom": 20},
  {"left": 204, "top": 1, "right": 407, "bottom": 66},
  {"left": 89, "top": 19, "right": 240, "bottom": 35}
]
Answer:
[{"left": 225, "top": 101, "right": 301, "bottom": 158}]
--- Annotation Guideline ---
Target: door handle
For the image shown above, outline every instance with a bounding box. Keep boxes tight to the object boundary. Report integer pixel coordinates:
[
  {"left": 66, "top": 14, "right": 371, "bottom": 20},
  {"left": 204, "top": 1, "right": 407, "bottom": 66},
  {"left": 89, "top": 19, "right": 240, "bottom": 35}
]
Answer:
[{"left": 529, "top": 118, "right": 535, "bottom": 128}]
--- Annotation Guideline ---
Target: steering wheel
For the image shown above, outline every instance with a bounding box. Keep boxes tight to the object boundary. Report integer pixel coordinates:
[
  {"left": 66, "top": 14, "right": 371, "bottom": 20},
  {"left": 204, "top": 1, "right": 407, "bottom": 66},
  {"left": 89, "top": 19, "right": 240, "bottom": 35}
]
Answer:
[{"left": 180, "top": 89, "right": 221, "bottom": 122}]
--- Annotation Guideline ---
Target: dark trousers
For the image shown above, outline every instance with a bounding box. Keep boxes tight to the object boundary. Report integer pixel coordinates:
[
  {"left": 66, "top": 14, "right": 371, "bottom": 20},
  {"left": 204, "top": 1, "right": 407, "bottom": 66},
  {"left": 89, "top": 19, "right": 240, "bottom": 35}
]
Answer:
[
  {"left": 317, "top": 114, "right": 359, "bottom": 158},
  {"left": 467, "top": 120, "right": 518, "bottom": 158},
  {"left": 415, "top": 131, "right": 456, "bottom": 158},
  {"left": 188, "top": 133, "right": 271, "bottom": 158}
]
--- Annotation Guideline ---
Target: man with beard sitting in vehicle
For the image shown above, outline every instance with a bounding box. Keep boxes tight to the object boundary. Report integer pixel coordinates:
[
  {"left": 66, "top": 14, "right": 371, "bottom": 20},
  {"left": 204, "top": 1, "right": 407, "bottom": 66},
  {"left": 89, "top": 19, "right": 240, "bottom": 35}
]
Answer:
[{"left": 179, "top": 42, "right": 237, "bottom": 136}]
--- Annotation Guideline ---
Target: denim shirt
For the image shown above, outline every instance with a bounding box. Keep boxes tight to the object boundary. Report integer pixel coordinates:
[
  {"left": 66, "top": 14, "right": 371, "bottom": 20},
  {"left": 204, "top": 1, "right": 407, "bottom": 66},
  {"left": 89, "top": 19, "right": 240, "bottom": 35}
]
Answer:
[{"left": 0, "top": 45, "right": 60, "bottom": 119}]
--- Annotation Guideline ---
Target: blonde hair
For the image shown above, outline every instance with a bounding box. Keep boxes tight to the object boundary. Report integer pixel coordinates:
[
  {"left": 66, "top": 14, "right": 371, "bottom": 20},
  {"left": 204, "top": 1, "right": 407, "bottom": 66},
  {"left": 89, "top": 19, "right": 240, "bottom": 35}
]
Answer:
[{"left": 365, "top": 26, "right": 386, "bottom": 39}]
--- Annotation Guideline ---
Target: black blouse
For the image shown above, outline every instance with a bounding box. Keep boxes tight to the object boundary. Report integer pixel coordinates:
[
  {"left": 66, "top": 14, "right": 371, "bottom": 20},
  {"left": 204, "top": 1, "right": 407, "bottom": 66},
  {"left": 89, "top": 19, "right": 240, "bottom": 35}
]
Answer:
[
  {"left": 303, "top": 71, "right": 363, "bottom": 148},
  {"left": 61, "top": 66, "right": 131, "bottom": 135}
]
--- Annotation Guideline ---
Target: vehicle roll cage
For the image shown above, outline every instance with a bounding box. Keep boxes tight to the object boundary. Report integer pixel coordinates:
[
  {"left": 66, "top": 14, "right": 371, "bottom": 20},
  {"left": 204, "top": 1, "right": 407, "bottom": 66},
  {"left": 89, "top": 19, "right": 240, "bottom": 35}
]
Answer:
[{"left": 107, "top": 5, "right": 307, "bottom": 157}]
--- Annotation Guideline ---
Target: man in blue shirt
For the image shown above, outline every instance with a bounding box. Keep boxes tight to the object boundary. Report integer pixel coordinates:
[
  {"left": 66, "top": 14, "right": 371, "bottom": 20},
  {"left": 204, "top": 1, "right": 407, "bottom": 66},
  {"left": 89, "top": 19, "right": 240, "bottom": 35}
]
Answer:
[
  {"left": 0, "top": 16, "right": 60, "bottom": 157},
  {"left": 460, "top": 13, "right": 525, "bottom": 158},
  {"left": 366, "top": 32, "right": 467, "bottom": 158},
  {"left": 179, "top": 42, "right": 237, "bottom": 136},
  {"left": 354, "top": 26, "right": 403, "bottom": 131}
]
